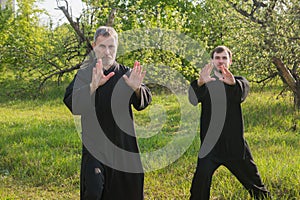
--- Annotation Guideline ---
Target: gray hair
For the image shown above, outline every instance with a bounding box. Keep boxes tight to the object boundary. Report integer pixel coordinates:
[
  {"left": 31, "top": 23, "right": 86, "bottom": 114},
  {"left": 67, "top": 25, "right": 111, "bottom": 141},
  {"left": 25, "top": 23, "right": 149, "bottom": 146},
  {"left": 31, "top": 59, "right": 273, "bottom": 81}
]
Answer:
[{"left": 93, "top": 26, "right": 118, "bottom": 43}]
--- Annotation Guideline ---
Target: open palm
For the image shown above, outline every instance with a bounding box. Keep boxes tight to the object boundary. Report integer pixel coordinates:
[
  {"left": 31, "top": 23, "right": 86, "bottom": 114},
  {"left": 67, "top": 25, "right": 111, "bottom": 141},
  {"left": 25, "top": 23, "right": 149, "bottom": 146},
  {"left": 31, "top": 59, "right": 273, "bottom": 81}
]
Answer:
[{"left": 123, "top": 61, "right": 146, "bottom": 91}]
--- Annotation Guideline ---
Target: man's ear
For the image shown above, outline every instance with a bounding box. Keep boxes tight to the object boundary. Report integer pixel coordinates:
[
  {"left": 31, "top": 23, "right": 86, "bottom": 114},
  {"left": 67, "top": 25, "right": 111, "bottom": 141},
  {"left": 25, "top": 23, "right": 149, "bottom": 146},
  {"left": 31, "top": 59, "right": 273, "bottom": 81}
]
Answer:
[{"left": 92, "top": 42, "right": 95, "bottom": 48}]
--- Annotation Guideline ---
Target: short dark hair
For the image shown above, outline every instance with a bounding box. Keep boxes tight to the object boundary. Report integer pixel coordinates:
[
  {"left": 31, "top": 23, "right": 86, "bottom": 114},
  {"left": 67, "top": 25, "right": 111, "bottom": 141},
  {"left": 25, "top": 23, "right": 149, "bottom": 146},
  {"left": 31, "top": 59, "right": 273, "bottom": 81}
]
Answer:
[
  {"left": 211, "top": 46, "right": 232, "bottom": 59},
  {"left": 94, "top": 26, "right": 118, "bottom": 43}
]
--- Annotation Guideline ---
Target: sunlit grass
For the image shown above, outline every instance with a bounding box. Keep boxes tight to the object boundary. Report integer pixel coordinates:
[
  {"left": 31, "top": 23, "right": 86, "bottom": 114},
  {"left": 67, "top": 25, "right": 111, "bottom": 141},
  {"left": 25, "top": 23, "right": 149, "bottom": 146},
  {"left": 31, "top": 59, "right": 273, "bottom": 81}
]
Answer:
[{"left": 0, "top": 84, "right": 299, "bottom": 199}]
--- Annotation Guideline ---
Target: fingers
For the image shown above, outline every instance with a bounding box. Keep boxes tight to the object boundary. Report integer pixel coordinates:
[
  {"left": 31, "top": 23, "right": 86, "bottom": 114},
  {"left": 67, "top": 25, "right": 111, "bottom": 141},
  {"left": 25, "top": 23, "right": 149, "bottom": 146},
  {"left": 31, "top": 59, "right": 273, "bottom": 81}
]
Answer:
[
  {"left": 134, "top": 60, "right": 139, "bottom": 68},
  {"left": 220, "top": 65, "right": 234, "bottom": 78},
  {"left": 140, "top": 69, "right": 146, "bottom": 81},
  {"left": 91, "top": 59, "right": 114, "bottom": 88},
  {"left": 219, "top": 65, "right": 227, "bottom": 75},
  {"left": 199, "top": 63, "right": 213, "bottom": 82},
  {"left": 92, "top": 67, "right": 97, "bottom": 77},
  {"left": 201, "top": 63, "right": 214, "bottom": 75},
  {"left": 131, "top": 61, "right": 145, "bottom": 78},
  {"left": 106, "top": 72, "right": 115, "bottom": 80},
  {"left": 224, "top": 67, "right": 232, "bottom": 75},
  {"left": 133, "top": 61, "right": 142, "bottom": 75},
  {"left": 218, "top": 66, "right": 236, "bottom": 85},
  {"left": 95, "top": 59, "right": 103, "bottom": 74},
  {"left": 122, "top": 74, "right": 129, "bottom": 82},
  {"left": 219, "top": 77, "right": 225, "bottom": 82},
  {"left": 123, "top": 61, "right": 146, "bottom": 90},
  {"left": 208, "top": 62, "right": 215, "bottom": 71}
]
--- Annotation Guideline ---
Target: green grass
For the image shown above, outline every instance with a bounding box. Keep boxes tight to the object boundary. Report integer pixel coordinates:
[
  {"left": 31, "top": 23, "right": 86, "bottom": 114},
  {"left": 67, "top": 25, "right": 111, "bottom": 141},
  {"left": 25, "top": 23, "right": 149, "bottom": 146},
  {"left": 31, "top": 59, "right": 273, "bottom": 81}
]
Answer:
[{"left": 0, "top": 82, "right": 299, "bottom": 199}]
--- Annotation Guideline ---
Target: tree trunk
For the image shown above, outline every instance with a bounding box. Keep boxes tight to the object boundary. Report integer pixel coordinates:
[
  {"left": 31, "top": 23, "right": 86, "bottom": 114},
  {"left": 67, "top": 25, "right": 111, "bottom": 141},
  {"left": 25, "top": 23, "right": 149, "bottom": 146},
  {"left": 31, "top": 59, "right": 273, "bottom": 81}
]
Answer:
[
  {"left": 294, "top": 84, "right": 300, "bottom": 110},
  {"left": 57, "top": 3, "right": 93, "bottom": 53},
  {"left": 272, "top": 57, "right": 300, "bottom": 110}
]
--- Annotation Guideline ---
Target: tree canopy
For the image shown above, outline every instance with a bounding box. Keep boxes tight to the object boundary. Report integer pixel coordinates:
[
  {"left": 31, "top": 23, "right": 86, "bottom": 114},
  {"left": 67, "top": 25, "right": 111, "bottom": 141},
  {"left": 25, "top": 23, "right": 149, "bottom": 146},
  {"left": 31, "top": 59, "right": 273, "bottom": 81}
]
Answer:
[{"left": 1, "top": 0, "right": 299, "bottom": 108}]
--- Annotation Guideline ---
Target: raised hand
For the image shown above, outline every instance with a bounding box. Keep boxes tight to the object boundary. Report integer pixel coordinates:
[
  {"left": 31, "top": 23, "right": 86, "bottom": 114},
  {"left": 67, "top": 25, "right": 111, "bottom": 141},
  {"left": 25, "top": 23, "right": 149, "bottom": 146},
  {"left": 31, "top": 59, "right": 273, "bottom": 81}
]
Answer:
[
  {"left": 123, "top": 61, "right": 146, "bottom": 92},
  {"left": 90, "top": 59, "right": 115, "bottom": 94},
  {"left": 197, "top": 63, "right": 216, "bottom": 86},
  {"left": 218, "top": 65, "right": 236, "bottom": 85}
]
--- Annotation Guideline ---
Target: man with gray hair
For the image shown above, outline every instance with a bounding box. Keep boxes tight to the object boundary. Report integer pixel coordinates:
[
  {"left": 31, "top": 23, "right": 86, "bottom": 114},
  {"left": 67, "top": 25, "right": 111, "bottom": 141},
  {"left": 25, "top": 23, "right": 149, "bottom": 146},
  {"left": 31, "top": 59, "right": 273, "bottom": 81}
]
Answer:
[{"left": 64, "top": 26, "right": 152, "bottom": 200}]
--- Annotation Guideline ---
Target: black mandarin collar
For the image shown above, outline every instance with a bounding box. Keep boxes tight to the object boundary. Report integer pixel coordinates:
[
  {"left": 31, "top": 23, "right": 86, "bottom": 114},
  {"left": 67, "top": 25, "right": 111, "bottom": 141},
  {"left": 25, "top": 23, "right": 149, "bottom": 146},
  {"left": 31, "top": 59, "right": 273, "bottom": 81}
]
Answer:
[{"left": 103, "top": 62, "right": 119, "bottom": 75}]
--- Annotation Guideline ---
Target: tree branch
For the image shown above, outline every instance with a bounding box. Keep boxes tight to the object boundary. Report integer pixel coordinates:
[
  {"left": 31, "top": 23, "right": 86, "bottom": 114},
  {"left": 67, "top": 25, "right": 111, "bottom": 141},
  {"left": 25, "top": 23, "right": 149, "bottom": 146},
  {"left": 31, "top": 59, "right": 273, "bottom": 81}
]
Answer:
[
  {"left": 39, "top": 62, "right": 83, "bottom": 90},
  {"left": 106, "top": 8, "right": 117, "bottom": 26},
  {"left": 227, "top": 0, "right": 265, "bottom": 25},
  {"left": 56, "top": 0, "right": 93, "bottom": 52},
  {"left": 252, "top": 72, "right": 278, "bottom": 83},
  {"left": 272, "top": 57, "right": 297, "bottom": 93}
]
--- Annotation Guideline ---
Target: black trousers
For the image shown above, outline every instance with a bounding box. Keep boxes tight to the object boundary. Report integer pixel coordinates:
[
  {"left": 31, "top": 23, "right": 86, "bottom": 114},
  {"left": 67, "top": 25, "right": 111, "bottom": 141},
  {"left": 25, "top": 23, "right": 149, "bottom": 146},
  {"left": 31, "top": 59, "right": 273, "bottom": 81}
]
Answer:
[
  {"left": 79, "top": 146, "right": 144, "bottom": 200},
  {"left": 190, "top": 155, "right": 271, "bottom": 200},
  {"left": 80, "top": 150, "right": 105, "bottom": 200}
]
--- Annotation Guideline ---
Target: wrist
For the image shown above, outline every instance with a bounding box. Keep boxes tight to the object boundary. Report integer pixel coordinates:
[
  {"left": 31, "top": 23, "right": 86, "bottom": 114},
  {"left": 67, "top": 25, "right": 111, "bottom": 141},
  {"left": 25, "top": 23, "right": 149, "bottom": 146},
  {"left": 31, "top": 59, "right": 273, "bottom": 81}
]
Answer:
[
  {"left": 90, "top": 83, "right": 97, "bottom": 94},
  {"left": 197, "top": 79, "right": 205, "bottom": 87},
  {"left": 134, "top": 86, "right": 141, "bottom": 98},
  {"left": 133, "top": 86, "right": 141, "bottom": 93},
  {"left": 230, "top": 79, "right": 236, "bottom": 85}
]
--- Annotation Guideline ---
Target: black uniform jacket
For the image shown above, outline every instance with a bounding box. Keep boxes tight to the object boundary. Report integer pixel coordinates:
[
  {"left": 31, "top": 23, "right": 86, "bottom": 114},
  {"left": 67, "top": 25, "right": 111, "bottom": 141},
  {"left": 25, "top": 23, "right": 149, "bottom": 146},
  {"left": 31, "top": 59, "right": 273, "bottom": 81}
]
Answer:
[
  {"left": 188, "top": 76, "right": 251, "bottom": 161},
  {"left": 63, "top": 54, "right": 152, "bottom": 200}
]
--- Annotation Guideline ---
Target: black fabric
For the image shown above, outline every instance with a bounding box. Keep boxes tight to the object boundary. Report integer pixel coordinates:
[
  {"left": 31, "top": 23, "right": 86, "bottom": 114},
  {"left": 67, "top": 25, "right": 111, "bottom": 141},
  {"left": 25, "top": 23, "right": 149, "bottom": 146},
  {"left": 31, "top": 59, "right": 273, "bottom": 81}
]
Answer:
[
  {"left": 81, "top": 149, "right": 105, "bottom": 200},
  {"left": 190, "top": 155, "right": 271, "bottom": 200},
  {"left": 64, "top": 55, "right": 152, "bottom": 200},
  {"left": 188, "top": 77, "right": 250, "bottom": 161},
  {"left": 63, "top": 74, "right": 77, "bottom": 113},
  {"left": 188, "top": 77, "right": 270, "bottom": 199}
]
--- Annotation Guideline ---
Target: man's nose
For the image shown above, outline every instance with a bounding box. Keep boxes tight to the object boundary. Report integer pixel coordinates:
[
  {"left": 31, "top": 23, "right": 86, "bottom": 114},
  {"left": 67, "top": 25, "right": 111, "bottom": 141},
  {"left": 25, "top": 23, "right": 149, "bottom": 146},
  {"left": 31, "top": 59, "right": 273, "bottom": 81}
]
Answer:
[
  {"left": 219, "top": 60, "right": 225, "bottom": 64},
  {"left": 103, "top": 47, "right": 110, "bottom": 55}
]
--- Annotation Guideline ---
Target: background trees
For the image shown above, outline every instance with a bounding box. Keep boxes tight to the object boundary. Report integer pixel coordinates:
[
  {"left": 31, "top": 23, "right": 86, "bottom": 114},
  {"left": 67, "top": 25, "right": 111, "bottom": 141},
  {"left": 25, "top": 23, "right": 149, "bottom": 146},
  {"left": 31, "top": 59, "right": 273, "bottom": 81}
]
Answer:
[
  {"left": 1, "top": 0, "right": 299, "bottom": 109},
  {"left": 227, "top": 0, "right": 300, "bottom": 109}
]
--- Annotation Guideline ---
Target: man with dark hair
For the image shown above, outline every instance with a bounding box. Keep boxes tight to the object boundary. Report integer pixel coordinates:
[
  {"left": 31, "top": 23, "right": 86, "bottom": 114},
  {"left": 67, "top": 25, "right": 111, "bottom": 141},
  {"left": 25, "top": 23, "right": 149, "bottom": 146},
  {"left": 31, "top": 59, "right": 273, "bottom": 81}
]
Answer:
[
  {"left": 63, "top": 26, "right": 152, "bottom": 200},
  {"left": 188, "top": 46, "right": 271, "bottom": 199}
]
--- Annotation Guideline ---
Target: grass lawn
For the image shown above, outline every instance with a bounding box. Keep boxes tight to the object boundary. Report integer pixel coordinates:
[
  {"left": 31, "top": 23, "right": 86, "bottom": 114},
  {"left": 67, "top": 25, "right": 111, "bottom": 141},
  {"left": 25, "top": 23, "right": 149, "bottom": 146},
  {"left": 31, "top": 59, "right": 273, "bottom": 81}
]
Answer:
[{"left": 0, "top": 83, "right": 299, "bottom": 199}]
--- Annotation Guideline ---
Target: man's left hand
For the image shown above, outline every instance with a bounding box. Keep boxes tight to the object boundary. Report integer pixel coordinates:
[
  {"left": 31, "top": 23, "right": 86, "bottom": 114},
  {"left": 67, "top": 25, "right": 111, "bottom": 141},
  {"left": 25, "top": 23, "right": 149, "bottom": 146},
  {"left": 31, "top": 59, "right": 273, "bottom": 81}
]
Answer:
[
  {"left": 219, "top": 65, "right": 236, "bottom": 85},
  {"left": 123, "top": 61, "right": 146, "bottom": 94}
]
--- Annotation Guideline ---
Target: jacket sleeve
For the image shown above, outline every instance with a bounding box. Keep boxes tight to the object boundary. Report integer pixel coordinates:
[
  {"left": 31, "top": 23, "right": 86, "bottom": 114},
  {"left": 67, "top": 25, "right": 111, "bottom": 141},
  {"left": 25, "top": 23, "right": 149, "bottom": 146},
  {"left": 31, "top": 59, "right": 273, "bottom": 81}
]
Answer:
[
  {"left": 225, "top": 76, "right": 250, "bottom": 103},
  {"left": 63, "top": 57, "right": 96, "bottom": 115},
  {"left": 188, "top": 80, "right": 208, "bottom": 106},
  {"left": 130, "top": 84, "right": 152, "bottom": 111},
  {"left": 122, "top": 68, "right": 151, "bottom": 111},
  {"left": 63, "top": 74, "right": 77, "bottom": 113}
]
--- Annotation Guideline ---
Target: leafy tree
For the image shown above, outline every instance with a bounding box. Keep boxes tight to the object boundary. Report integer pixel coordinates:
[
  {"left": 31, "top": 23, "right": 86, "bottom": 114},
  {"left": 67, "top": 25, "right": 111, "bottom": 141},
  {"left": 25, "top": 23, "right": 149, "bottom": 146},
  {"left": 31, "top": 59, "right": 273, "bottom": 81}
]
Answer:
[
  {"left": 2, "top": 0, "right": 299, "bottom": 111},
  {"left": 56, "top": 0, "right": 206, "bottom": 85},
  {"left": 0, "top": 0, "right": 48, "bottom": 96},
  {"left": 0, "top": 0, "right": 88, "bottom": 98},
  {"left": 226, "top": 0, "right": 300, "bottom": 109}
]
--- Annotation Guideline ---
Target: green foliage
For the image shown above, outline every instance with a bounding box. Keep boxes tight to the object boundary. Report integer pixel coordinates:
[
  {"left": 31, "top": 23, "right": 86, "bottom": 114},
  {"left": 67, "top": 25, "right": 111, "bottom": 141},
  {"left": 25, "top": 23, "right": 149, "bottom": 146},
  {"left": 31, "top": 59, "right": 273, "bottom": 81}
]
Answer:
[
  {"left": 0, "top": 0, "right": 86, "bottom": 99},
  {"left": 1, "top": 0, "right": 299, "bottom": 100},
  {"left": 0, "top": 2, "right": 14, "bottom": 43},
  {"left": 225, "top": 0, "right": 300, "bottom": 81},
  {"left": 79, "top": 0, "right": 203, "bottom": 81}
]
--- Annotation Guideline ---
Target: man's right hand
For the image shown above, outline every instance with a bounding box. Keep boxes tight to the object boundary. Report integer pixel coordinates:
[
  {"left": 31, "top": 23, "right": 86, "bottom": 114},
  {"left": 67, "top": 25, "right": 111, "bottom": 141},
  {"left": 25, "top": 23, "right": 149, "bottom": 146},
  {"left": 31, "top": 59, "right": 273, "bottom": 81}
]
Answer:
[
  {"left": 90, "top": 59, "right": 115, "bottom": 94},
  {"left": 197, "top": 63, "right": 216, "bottom": 87}
]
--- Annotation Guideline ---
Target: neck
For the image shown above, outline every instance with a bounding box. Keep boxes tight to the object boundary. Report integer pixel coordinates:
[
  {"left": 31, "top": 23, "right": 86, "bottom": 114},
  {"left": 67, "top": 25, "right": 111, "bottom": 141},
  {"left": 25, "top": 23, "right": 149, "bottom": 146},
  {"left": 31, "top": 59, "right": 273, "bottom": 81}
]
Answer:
[
  {"left": 213, "top": 69, "right": 223, "bottom": 79},
  {"left": 103, "top": 62, "right": 114, "bottom": 70},
  {"left": 103, "top": 65, "right": 111, "bottom": 70}
]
